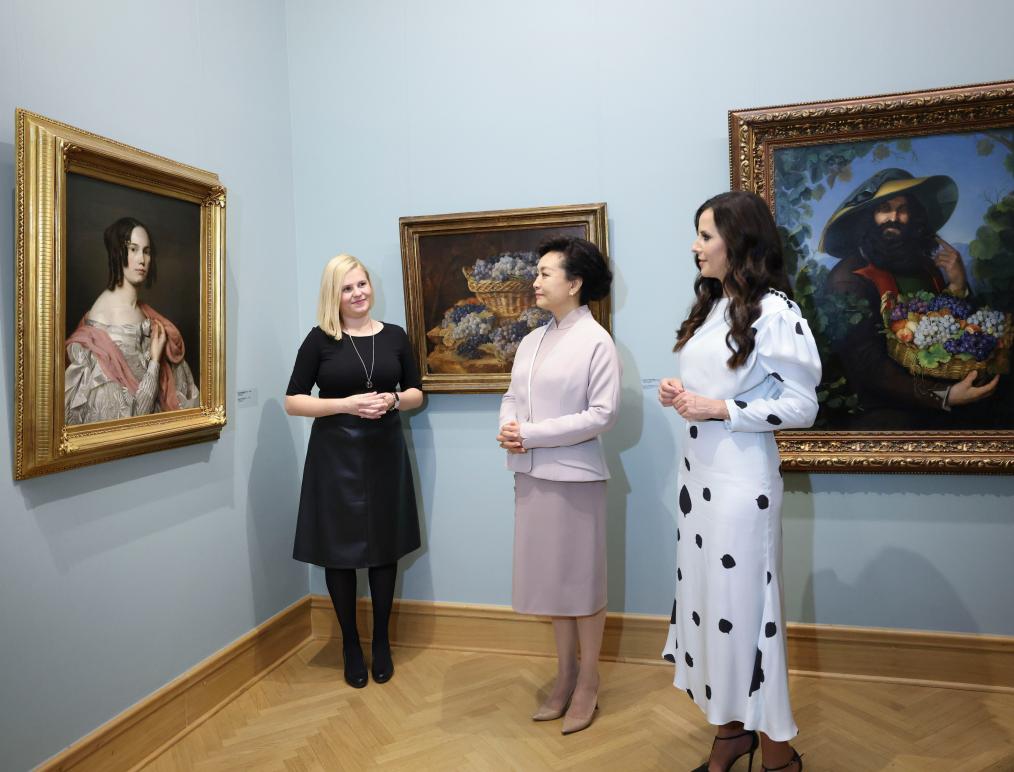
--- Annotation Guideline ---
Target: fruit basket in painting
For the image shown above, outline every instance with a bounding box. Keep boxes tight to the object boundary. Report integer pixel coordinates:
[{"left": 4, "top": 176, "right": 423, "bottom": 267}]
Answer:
[
  {"left": 462, "top": 251, "right": 538, "bottom": 319},
  {"left": 428, "top": 299, "right": 550, "bottom": 366},
  {"left": 881, "top": 291, "right": 1012, "bottom": 380},
  {"left": 426, "top": 252, "right": 552, "bottom": 371}
]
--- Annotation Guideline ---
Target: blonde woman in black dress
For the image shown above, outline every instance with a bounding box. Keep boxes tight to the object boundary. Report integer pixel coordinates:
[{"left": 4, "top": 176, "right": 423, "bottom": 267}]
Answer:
[{"left": 286, "top": 254, "right": 423, "bottom": 688}]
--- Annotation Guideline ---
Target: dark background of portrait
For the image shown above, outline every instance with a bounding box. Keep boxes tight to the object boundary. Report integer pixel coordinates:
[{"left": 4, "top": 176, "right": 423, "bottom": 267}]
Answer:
[
  {"left": 418, "top": 224, "right": 587, "bottom": 339},
  {"left": 65, "top": 173, "right": 202, "bottom": 389}
]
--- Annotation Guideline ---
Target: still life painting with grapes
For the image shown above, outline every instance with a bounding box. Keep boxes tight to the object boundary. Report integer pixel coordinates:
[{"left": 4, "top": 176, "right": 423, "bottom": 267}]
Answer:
[{"left": 400, "top": 204, "right": 610, "bottom": 392}]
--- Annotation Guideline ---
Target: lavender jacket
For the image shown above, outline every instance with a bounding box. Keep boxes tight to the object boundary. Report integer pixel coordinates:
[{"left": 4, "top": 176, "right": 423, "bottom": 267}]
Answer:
[{"left": 498, "top": 306, "right": 622, "bottom": 481}]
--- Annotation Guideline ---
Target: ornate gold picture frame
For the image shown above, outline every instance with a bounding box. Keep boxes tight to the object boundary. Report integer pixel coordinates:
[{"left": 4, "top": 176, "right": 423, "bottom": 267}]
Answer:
[
  {"left": 400, "top": 203, "right": 610, "bottom": 393},
  {"left": 730, "top": 81, "right": 1014, "bottom": 472},
  {"left": 14, "top": 109, "right": 227, "bottom": 479}
]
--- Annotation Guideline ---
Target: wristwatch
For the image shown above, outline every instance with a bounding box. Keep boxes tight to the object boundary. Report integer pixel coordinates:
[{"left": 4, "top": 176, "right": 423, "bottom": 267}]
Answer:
[{"left": 390, "top": 391, "right": 401, "bottom": 411}]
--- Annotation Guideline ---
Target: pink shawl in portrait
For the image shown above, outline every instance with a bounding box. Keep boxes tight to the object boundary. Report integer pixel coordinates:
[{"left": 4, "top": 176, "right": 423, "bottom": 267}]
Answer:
[{"left": 65, "top": 304, "right": 187, "bottom": 411}]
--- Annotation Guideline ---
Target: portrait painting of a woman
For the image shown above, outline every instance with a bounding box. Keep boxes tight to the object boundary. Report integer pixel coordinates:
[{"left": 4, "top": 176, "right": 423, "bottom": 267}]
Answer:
[{"left": 64, "top": 216, "right": 200, "bottom": 425}]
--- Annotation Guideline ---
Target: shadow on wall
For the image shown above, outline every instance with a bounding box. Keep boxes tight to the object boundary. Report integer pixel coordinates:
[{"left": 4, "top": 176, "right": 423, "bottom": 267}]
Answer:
[
  {"left": 394, "top": 404, "right": 434, "bottom": 603},
  {"left": 2, "top": 143, "right": 14, "bottom": 450},
  {"left": 782, "top": 473, "right": 817, "bottom": 626},
  {"left": 602, "top": 338, "right": 642, "bottom": 615},
  {"left": 802, "top": 546, "right": 978, "bottom": 634},
  {"left": 246, "top": 398, "right": 306, "bottom": 622},
  {"left": 24, "top": 439, "right": 223, "bottom": 571}
]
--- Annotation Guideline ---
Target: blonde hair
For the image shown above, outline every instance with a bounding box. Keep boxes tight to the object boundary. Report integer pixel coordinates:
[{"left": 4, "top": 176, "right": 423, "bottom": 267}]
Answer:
[{"left": 317, "top": 254, "right": 372, "bottom": 339}]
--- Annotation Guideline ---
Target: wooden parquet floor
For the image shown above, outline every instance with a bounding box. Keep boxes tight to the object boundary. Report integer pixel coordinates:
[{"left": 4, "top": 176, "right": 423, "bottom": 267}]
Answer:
[{"left": 142, "top": 639, "right": 1014, "bottom": 771}]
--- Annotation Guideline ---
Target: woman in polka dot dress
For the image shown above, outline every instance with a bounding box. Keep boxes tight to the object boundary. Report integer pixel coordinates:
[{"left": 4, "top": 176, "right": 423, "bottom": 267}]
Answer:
[{"left": 659, "top": 191, "right": 820, "bottom": 772}]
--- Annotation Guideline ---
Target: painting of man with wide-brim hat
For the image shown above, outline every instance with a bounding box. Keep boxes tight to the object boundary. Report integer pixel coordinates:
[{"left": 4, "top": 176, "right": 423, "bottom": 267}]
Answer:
[
  {"left": 821, "top": 167, "right": 999, "bottom": 429},
  {"left": 820, "top": 168, "right": 957, "bottom": 263}
]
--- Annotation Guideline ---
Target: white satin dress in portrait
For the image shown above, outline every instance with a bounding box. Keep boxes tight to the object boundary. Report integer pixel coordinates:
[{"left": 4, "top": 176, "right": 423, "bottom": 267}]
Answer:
[{"left": 661, "top": 290, "right": 821, "bottom": 741}]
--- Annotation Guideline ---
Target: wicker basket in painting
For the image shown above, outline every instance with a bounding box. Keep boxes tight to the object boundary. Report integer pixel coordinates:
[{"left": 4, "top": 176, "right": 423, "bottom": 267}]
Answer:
[
  {"left": 462, "top": 268, "right": 534, "bottom": 319},
  {"left": 884, "top": 325, "right": 1012, "bottom": 380},
  {"left": 884, "top": 308, "right": 1009, "bottom": 377}
]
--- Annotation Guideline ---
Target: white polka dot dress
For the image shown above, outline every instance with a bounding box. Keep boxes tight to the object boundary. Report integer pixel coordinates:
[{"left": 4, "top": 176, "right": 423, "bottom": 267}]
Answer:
[{"left": 661, "top": 290, "right": 821, "bottom": 742}]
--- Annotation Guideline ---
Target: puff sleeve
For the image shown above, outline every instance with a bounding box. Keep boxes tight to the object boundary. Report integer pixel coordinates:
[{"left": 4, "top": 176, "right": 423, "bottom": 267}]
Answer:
[{"left": 724, "top": 308, "right": 821, "bottom": 433}]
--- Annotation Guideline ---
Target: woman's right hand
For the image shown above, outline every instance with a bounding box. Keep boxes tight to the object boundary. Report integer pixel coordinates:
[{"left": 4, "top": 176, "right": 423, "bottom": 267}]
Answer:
[
  {"left": 149, "top": 320, "right": 167, "bottom": 363},
  {"left": 344, "top": 392, "right": 389, "bottom": 419},
  {"left": 658, "top": 377, "right": 684, "bottom": 407},
  {"left": 497, "top": 421, "right": 527, "bottom": 454}
]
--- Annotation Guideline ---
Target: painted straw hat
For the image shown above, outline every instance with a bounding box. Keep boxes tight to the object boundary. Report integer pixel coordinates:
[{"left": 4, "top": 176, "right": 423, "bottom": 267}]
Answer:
[{"left": 818, "top": 168, "right": 958, "bottom": 258}]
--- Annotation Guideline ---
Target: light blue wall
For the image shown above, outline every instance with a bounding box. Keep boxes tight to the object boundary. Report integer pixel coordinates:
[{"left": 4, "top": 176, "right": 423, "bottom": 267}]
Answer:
[
  {"left": 286, "top": 0, "right": 1014, "bottom": 631},
  {"left": 0, "top": 1, "right": 306, "bottom": 769},
  {"left": 3, "top": 1, "right": 1013, "bottom": 769}
]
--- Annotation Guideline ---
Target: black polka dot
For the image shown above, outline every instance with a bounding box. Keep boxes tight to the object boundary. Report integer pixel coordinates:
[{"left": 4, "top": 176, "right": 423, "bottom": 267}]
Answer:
[
  {"left": 684, "top": 457, "right": 690, "bottom": 471},
  {"left": 689, "top": 425, "right": 698, "bottom": 439},
  {"left": 757, "top": 495, "right": 769, "bottom": 509},
  {"left": 795, "top": 321, "right": 804, "bottom": 335},
  {"left": 679, "top": 485, "right": 692, "bottom": 515},
  {"left": 765, "top": 622, "right": 777, "bottom": 638},
  {"left": 771, "top": 372, "right": 784, "bottom": 382},
  {"left": 685, "top": 652, "right": 693, "bottom": 667},
  {"left": 692, "top": 611, "right": 700, "bottom": 626},
  {"left": 663, "top": 653, "right": 676, "bottom": 663},
  {"left": 687, "top": 688, "right": 694, "bottom": 700},
  {"left": 749, "top": 648, "right": 765, "bottom": 696},
  {"left": 705, "top": 684, "right": 712, "bottom": 699},
  {"left": 677, "top": 527, "right": 681, "bottom": 542},
  {"left": 766, "top": 414, "right": 782, "bottom": 425},
  {"left": 766, "top": 571, "right": 772, "bottom": 585},
  {"left": 734, "top": 400, "right": 747, "bottom": 409},
  {"left": 721, "top": 554, "right": 736, "bottom": 569},
  {"left": 702, "top": 487, "right": 711, "bottom": 501},
  {"left": 670, "top": 599, "right": 678, "bottom": 624},
  {"left": 719, "top": 619, "right": 733, "bottom": 634},
  {"left": 695, "top": 534, "right": 703, "bottom": 549},
  {"left": 677, "top": 568, "right": 683, "bottom": 582}
]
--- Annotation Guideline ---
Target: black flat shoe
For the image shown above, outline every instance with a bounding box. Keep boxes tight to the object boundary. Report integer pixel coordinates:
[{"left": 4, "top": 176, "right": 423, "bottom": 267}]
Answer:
[
  {"left": 343, "top": 645, "right": 368, "bottom": 689},
  {"left": 692, "top": 729, "right": 759, "bottom": 772},
  {"left": 371, "top": 641, "right": 394, "bottom": 684}
]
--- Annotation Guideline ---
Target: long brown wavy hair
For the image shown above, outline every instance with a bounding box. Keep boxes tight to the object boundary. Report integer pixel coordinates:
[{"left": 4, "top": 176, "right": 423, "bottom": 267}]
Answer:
[{"left": 674, "top": 191, "right": 791, "bottom": 369}]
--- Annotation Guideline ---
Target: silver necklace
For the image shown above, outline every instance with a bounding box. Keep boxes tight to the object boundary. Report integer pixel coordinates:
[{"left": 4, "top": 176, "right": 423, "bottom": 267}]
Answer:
[{"left": 345, "top": 320, "right": 376, "bottom": 389}]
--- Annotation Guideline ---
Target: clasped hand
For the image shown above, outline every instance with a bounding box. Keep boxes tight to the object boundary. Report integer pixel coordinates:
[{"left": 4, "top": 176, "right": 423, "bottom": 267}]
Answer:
[
  {"left": 658, "top": 377, "right": 728, "bottom": 421},
  {"left": 347, "top": 391, "right": 390, "bottom": 419},
  {"left": 497, "top": 421, "right": 527, "bottom": 454}
]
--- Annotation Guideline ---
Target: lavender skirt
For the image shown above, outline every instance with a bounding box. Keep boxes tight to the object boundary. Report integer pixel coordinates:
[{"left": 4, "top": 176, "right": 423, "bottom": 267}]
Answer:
[{"left": 513, "top": 473, "right": 607, "bottom": 617}]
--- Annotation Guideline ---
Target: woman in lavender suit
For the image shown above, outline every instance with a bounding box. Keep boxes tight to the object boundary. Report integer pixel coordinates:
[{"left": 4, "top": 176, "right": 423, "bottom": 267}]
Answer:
[{"left": 497, "top": 236, "right": 621, "bottom": 736}]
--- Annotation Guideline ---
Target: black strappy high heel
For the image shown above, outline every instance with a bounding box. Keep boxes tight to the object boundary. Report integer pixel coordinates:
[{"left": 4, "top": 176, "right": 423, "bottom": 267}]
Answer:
[
  {"left": 692, "top": 729, "right": 759, "bottom": 772},
  {"left": 762, "top": 747, "right": 802, "bottom": 771}
]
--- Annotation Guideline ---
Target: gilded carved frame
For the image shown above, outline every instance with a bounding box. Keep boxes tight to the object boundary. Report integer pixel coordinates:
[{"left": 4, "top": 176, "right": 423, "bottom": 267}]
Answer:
[
  {"left": 14, "top": 109, "right": 227, "bottom": 479},
  {"left": 730, "top": 81, "right": 1014, "bottom": 473},
  {"left": 400, "top": 203, "right": 610, "bottom": 393}
]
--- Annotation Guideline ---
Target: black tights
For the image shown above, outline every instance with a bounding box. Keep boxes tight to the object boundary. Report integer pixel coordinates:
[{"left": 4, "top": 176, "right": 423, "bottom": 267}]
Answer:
[{"left": 324, "top": 563, "right": 397, "bottom": 663}]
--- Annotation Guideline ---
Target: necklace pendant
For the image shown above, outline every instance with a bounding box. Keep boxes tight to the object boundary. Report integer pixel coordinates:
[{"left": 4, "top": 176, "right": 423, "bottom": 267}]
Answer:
[{"left": 366, "top": 380, "right": 373, "bottom": 389}]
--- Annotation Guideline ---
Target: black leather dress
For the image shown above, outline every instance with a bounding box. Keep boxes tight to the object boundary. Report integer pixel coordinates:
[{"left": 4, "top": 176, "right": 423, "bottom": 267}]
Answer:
[{"left": 287, "top": 324, "right": 421, "bottom": 568}]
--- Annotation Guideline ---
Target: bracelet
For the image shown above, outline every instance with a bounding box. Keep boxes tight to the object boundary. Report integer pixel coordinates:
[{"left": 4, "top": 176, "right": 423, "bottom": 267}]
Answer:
[{"left": 390, "top": 391, "right": 400, "bottom": 411}]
